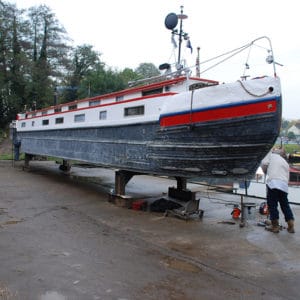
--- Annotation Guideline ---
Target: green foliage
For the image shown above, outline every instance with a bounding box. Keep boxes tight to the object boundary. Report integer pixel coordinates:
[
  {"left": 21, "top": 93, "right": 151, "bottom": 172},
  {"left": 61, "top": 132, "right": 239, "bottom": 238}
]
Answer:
[
  {"left": 27, "top": 4, "right": 72, "bottom": 108},
  {"left": 287, "top": 131, "right": 296, "bottom": 140},
  {"left": 77, "top": 66, "right": 140, "bottom": 99},
  {"left": 0, "top": 152, "right": 25, "bottom": 160},
  {"left": 63, "top": 44, "right": 104, "bottom": 101},
  {"left": 0, "top": 1, "right": 72, "bottom": 127},
  {"left": 120, "top": 68, "right": 139, "bottom": 83},
  {"left": 283, "top": 144, "right": 300, "bottom": 154},
  {"left": 63, "top": 46, "right": 140, "bottom": 101},
  {"left": 0, "top": 1, "right": 155, "bottom": 130},
  {"left": 135, "top": 63, "right": 160, "bottom": 79}
]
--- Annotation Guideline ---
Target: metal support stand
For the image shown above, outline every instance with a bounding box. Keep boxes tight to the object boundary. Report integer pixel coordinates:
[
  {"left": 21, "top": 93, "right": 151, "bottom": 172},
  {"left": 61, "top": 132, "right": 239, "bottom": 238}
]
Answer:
[
  {"left": 240, "top": 195, "right": 245, "bottom": 227},
  {"left": 23, "top": 153, "right": 32, "bottom": 170},
  {"left": 107, "top": 172, "right": 204, "bottom": 219},
  {"left": 115, "top": 170, "right": 137, "bottom": 195},
  {"left": 176, "top": 176, "right": 187, "bottom": 190},
  {"left": 239, "top": 195, "right": 256, "bottom": 227},
  {"left": 59, "top": 160, "right": 71, "bottom": 172},
  {"left": 165, "top": 176, "right": 203, "bottom": 220},
  {"left": 168, "top": 177, "right": 195, "bottom": 201},
  {"left": 108, "top": 170, "right": 142, "bottom": 207}
]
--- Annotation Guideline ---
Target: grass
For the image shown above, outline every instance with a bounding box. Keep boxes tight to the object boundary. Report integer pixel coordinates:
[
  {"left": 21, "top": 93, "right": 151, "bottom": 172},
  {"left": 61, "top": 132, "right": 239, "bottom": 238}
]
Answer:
[
  {"left": 284, "top": 144, "right": 300, "bottom": 153},
  {"left": 0, "top": 153, "right": 25, "bottom": 160},
  {"left": 0, "top": 153, "right": 13, "bottom": 160},
  {"left": 279, "top": 144, "right": 300, "bottom": 154}
]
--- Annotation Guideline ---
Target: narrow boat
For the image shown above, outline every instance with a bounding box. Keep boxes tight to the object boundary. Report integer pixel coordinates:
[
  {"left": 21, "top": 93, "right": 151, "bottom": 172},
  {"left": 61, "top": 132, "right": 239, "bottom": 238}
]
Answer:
[{"left": 13, "top": 8, "right": 282, "bottom": 182}]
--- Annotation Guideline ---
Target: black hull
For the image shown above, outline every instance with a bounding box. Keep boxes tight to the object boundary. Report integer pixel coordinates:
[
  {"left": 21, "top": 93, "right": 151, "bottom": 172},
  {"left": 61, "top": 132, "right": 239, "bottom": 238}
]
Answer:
[{"left": 17, "top": 108, "right": 280, "bottom": 180}]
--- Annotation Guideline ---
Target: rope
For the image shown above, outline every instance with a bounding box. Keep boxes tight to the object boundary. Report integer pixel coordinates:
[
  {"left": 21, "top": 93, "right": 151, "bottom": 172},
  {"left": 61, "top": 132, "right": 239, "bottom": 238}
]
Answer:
[
  {"left": 199, "top": 43, "right": 251, "bottom": 74},
  {"left": 237, "top": 80, "right": 271, "bottom": 97},
  {"left": 189, "top": 36, "right": 276, "bottom": 77}
]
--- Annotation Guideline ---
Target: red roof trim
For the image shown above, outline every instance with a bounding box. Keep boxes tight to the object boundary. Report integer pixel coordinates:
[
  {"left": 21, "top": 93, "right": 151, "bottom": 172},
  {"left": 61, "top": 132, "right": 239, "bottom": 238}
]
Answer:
[{"left": 24, "top": 76, "right": 218, "bottom": 115}]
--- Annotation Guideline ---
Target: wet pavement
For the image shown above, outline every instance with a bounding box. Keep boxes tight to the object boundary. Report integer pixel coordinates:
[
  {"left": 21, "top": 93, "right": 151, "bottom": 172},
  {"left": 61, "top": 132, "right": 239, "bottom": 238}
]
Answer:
[{"left": 0, "top": 160, "right": 300, "bottom": 300}]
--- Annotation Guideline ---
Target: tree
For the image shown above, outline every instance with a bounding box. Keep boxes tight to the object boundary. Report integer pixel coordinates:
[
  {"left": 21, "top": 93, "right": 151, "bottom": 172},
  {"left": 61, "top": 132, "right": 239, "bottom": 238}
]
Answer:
[
  {"left": 119, "top": 68, "right": 139, "bottom": 85},
  {"left": 0, "top": 1, "right": 161, "bottom": 130},
  {"left": 77, "top": 66, "right": 128, "bottom": 99},
  {"left": 0, "top": 1, "right": 29, "bottom": 127},
  {"left": 135, "top": 62, "right": 160, "bottom": 79},
  {"left": 63, "top": 44, "right": 103, "bottom": 101},
  {"left": 27, "top": 5, "right": 72, "bottom": 108},
  {"left": 0, "top": 1, "right": 12, "bottom": 128},
  {"left": 64, "top": 46, "right": 139, "bottom": 101},
  {"left": 288, "top": 131, "right": 296, "bottom": 140}
]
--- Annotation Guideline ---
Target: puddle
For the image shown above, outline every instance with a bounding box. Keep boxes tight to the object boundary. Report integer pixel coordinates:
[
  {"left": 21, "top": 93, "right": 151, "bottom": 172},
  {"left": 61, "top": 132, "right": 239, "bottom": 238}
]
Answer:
[
  {"left": 40, "top": 291, "right": 66, "bottom": 300},
  {"left": 162, "top": 256, "right": 202, "bottom": 273}
]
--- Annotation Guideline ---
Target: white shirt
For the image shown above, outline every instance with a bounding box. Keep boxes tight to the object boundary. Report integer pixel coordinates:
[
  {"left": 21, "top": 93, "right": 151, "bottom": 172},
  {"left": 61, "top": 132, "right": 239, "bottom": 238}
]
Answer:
[{"left": 261, "top": 152, "right": 289, "bottom": 193}]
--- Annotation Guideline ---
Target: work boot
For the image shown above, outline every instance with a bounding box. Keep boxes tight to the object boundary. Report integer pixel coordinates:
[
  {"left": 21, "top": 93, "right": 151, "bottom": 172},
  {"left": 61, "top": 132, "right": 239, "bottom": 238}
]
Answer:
[
  {"left": 265, "top": 219, "right": 280, "bottom": 233},
  {"left": 287, "top": 220, "right": 295, "bottom": 233}
]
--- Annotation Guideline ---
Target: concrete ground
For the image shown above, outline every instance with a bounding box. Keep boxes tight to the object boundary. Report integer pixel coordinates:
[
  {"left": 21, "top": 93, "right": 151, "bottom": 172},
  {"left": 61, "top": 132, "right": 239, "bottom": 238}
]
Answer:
[{"left": 0, "top": 160, "right": 300, "bottom": 300}]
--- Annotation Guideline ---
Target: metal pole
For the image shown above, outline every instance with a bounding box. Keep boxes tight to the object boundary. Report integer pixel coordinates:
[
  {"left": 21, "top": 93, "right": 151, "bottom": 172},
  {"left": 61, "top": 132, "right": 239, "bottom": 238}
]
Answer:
[
  {"left": 196, "top": 47, "right": 200, "bottom": 77},
  {"left": 177, "top": 6, "right": 184, "bottom": 67},
  {"left": 240, "top": 195, "right": 245, "bottom": 227}
]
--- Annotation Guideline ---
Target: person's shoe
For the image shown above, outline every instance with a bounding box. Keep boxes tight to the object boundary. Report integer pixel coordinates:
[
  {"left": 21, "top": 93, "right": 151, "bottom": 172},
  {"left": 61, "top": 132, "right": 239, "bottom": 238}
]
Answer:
[
  {"left": 287, "top": 220, "right": 295, "bottom": 233},
  {"left": 265, "top": 219, "right": 280, "bottom": 233}
]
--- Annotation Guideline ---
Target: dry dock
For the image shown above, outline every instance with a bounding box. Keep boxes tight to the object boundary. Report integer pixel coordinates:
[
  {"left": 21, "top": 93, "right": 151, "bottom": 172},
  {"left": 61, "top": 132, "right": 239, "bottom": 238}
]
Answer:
[{"left": 0, "top": 160, "right": 300, "bottom": 300}]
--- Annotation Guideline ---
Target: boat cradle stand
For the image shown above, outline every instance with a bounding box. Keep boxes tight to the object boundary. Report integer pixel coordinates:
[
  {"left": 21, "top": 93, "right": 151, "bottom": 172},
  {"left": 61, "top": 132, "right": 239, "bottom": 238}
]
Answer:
[
  {"left": 108, "top": 170, "right": 142, "bottom": 208},
  {"left": 165, "top": 177, "right": 204, "bottom": 220},
  {"left": 109, "top": 171, "right": 204, "bottom": 219},
  {"left": 23, "top": 154, "right": 71, "bottom": 172}
]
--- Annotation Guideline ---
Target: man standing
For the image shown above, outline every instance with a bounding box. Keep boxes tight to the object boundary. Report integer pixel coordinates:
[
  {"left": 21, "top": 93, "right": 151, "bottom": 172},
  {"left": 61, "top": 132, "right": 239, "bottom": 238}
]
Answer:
[{"left": 261, "top": 148, "right": 295, "bottom": 233}]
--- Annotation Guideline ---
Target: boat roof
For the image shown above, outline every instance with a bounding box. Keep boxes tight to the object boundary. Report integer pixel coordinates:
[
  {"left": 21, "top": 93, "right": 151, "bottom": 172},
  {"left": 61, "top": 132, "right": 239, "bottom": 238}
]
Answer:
[{"left": 24, "top": 75, "right": 218, "bottom": 115}]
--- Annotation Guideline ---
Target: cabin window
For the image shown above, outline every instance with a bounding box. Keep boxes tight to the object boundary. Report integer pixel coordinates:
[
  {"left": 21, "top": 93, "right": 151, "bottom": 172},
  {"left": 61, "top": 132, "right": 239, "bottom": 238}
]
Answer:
[
  {"left": 142, "top": 87, "right": 163, "bottom": 96},
  {"left": 89, "top": 100, "right": 101, "bottom": 106},
  {"left": 124, "top": 105, "right": 144, "bottom": 117},
  {"left": 42, "top": 111, "right": 47, "bottom": 115},
  {"left": 74, "top": 114, "right": 85, "bottom": 122},
  {"left": 42, "top": 119, "right": 49, "bottom": 126},
  {"left": 116, "top": 95, "right": 124, "bottom": 102},
  {"left": 68, "top": 104, "right": 77, "bottom": 111},
  {"left": 21, "top": 122, "right": 26, "bottom": 128},
  {"left": 55, "top": 117, "right": 64, "bottom": 124},
  {"left": 99, "top": 110, "right": 107, "bottom": 120},
  {"left": 32, "top": 121, "right": 35, "bottom": 127},
  {"left": 54, "top": 107, "right": 62, "bottom": 113}
]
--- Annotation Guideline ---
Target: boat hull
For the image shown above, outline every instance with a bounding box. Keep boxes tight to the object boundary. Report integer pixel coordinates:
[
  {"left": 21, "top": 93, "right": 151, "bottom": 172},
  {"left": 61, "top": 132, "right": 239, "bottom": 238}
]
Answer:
[{"left": 17, "top": 101, "right": 280, "bottom": 180}]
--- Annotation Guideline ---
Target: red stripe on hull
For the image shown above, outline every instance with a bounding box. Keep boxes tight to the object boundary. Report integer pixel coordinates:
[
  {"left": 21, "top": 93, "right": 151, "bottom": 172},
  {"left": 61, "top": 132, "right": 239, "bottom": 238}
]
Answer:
[{"left": 160, "top": 99, "right": 277, "bottom": 127}]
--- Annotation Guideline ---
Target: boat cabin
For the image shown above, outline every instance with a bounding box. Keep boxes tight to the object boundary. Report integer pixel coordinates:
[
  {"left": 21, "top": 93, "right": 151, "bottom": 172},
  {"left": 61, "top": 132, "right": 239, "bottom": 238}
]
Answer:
[{"left": 17, "top": 74, "right": 218, "bottom": 131}]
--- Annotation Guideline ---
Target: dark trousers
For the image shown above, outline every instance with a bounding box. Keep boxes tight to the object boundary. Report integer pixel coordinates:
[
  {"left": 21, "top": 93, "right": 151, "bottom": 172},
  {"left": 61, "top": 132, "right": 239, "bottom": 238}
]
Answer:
[{"left": 267, "top": 186, "right": 294, "bottom": 222}]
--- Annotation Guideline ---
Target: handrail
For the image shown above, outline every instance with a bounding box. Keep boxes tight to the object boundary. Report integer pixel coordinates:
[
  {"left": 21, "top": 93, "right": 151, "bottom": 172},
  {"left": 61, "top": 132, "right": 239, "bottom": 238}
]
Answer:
[{"left": 128, "top": 67, "right": 191, "bottom": 87}]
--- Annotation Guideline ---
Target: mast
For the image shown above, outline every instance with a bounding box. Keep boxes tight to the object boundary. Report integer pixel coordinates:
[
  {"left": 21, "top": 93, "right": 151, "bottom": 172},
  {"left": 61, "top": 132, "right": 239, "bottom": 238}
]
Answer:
[
  {"left": 165, "top": 6, "right": 189, "bottom": 70},
  {"left": 177, "top": 6, "right": 188, "bottom": 67}
]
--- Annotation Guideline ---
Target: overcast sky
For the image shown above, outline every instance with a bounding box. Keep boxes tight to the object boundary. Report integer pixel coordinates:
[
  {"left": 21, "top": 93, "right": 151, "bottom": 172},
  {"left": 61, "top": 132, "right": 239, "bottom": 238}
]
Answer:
[{"left": 9, "top": 0, "right": 300, "bottom": 119}]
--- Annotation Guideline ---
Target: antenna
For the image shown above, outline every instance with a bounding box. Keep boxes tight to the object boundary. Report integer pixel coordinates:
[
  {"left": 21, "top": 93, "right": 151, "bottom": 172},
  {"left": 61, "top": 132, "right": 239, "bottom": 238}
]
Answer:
[{"left": 165, "top": 6, "right": 189, "bottom": 69}]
